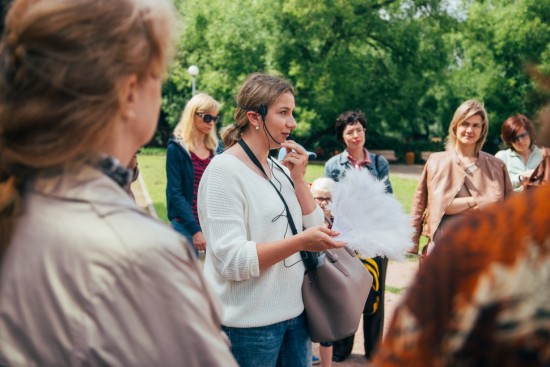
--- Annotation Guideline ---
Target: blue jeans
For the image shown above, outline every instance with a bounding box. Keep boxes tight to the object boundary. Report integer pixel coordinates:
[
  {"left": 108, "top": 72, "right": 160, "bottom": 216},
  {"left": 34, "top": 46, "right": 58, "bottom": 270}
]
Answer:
[
  {"left": 223, "top": 313, "right": 311, "bottom": 367},
  {"left": 170, "top": 219, "right": 198, "bottom": 257}
]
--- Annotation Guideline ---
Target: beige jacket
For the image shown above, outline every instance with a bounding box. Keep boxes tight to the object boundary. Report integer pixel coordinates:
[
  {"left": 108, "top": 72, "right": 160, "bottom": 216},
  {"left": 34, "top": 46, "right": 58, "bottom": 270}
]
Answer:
[
  {"left": 0, "top": 166, "right": 237, "bottom": 367},
  {"left": 410, "top": 150, "right": 513, "bottom": 251}
]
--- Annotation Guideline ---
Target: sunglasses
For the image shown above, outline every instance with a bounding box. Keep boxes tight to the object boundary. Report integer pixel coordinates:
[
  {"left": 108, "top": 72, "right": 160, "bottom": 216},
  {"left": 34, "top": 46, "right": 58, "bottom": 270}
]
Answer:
[
  {"left": 511, "top": 132, "right": 529, "bottom": 142},
  {"left": 196, "top": 113, "right": 220, "bottom": 124}
]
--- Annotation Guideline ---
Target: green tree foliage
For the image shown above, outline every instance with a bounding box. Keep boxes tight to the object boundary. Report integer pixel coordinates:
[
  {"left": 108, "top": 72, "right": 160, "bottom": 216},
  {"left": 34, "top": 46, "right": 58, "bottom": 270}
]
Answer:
[
  {"left": 155, "top": 0, "right": 550, "bottom": 156},
  {"left": 273, "top": 0, "right": 455, "bottom": 156},
  {"left": 161, "top": 0, "right": 279, "bottom": 136},
  {"left": 444, "top": 0, "right": 550, "bottom": 151}
]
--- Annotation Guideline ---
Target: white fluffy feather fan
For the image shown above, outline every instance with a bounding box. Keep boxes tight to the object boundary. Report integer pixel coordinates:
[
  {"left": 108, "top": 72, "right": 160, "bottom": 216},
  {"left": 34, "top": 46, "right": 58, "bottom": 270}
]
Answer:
[{"left": 330, "top": 169, "right": 414, "bottom": 261}]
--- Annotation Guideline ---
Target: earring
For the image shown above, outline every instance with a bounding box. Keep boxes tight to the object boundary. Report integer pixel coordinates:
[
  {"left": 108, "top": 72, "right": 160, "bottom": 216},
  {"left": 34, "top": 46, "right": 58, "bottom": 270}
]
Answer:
[{"left": 255, "top": 125, "right": 259, "bottom": 131}]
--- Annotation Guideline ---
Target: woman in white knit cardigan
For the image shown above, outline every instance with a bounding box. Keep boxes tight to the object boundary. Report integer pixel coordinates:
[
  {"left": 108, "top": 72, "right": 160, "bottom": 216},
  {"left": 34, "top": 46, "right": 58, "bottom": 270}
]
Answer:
[{"left": 198, "top": 73, "right": 344, "bottom": 367}]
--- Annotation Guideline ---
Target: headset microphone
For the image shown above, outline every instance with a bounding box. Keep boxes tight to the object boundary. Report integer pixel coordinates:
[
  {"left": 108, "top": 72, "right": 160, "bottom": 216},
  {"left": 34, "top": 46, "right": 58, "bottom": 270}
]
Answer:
[
  {"left": 236, "top": 101, "right": 282, "bottom": 144},
  {"left": 259, "top": 104, "right": 267, "bottom": 120},
  {"left": 258, "top": 104, "right": 283, "bottom": 145}
]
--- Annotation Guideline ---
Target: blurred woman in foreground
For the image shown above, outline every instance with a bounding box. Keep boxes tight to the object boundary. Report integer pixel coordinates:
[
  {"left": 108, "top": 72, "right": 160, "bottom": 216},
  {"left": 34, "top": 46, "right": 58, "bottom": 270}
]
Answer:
[{"left": 0, "top": 0, "right": 236, "bottom": 365}]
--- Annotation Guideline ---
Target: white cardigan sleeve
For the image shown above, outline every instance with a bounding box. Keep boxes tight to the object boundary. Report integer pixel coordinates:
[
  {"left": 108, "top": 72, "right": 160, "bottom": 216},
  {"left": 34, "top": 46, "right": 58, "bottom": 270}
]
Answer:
[{"left": 198, "top": 159, "right": 260, "bottom": 281}]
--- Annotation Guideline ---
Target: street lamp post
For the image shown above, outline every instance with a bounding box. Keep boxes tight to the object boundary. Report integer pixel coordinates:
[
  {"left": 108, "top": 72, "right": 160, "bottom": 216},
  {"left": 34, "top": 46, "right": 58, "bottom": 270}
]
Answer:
[{"left": 187, "top": 65, "right": 199, "bottom": 96}]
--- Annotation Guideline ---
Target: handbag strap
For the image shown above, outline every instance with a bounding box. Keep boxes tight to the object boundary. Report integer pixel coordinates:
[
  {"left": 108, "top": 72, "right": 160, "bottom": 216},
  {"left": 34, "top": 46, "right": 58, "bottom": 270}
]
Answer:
[
  {"left": 238, "top": 139, "right": 318, "bottom": 269},
  {"left": 524, "top": 154, "right": 550, "bottom": 189},
  {"left": 538, "top": 154, "right": 550, "bottom": 182}
]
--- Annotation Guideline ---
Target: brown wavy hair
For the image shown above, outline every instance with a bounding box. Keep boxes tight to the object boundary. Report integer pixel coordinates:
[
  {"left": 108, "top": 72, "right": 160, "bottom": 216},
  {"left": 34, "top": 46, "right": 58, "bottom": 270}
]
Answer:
[
  {"left": 0, "top": 0, "right": 177, "bottom": 255},
  {"left": 221, "top": 73, "right": 294, "bottom": 148}
]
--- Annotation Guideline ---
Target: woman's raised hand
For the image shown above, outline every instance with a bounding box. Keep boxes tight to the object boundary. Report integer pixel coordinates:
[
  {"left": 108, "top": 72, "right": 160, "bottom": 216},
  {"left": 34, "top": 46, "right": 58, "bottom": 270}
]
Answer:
[
  {"left": 280, "top": 140, "right": 308, "bottom": 181},
  {"left": 299, "top": 226, "right": 346, "bottom": 252}
]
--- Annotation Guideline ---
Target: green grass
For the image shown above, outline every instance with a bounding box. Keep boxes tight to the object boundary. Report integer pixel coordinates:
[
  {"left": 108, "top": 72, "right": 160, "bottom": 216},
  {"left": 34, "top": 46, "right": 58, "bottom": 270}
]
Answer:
[
  {"left": 390, "top": 176, "right": 419, "bottom": 214},
  {"left": 138, "top": 152, "right": 420, "bottom": 223},
  {"left": 138, "top": 153, "right": 169, "bottom": 222},
  {"left": 386, "top": 286, "right": 406, "bottom": 295},
  {"left": 305, "top": 163, "right": 325, "bottom": 183}
]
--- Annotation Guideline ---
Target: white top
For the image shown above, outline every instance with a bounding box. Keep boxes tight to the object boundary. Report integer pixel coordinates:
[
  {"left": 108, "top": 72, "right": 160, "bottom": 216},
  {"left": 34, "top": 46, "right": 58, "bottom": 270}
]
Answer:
[
  {"left": 198, "top": 154, "right": 323, "bottom": 328},
  {"left": 495, "top": 145, "right": 543, "bottom": 191}
]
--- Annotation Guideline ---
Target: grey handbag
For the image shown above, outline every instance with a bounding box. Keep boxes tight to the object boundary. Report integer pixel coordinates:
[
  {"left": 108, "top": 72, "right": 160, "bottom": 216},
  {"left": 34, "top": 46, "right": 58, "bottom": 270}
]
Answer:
[{"left": 301, "top": 246, "right": 373, "bottom": 343}]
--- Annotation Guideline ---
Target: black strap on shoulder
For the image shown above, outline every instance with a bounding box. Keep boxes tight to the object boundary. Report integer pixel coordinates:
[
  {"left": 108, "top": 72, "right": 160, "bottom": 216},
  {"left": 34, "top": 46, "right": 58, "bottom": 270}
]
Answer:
[{"left": 238, "top": 139, "right": 318, "bottom": 269}]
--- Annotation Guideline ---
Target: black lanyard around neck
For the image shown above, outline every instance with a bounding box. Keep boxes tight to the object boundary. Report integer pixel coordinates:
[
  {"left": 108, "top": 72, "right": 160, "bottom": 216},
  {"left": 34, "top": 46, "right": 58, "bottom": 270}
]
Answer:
[{"left": 238, "top": 139, "right": 318, "bottom": 269}]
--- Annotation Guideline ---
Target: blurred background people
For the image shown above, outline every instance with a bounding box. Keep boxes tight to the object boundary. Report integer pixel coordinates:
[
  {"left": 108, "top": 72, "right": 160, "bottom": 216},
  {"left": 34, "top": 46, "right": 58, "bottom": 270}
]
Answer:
[
  {"left": 166, "top": 93, "right": 221, "bottom": 255},
  {"left": 495, "top": 113, "right": 548, "bottom": 191},
  {"left": 199, "top": 73, "right": 343, "bottom": 367},
  {"left": 0, "top": 0, "right": 236, "bottom": 365},
  {"left": 324, "top": 110, "right": 392, "bottom": 362},
  {"left": 410, "top": 100, "right": 513, "bottom": 257},
  {"left": 311, "top": 177, "right": 334, "bottom": 226},
  {"left": 310, "top": 177, "right": 336, "bottom": 367},
  {"left": 325, "top": 111, "right": 392, "bottom": 191},
  {"left": 372, "top": 108, "right": 550, "bottom": 367}
]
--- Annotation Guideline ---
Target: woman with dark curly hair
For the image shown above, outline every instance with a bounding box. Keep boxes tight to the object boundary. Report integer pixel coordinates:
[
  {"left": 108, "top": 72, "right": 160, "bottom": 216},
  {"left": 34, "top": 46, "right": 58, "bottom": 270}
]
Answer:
[{"left": 324, "top": 110, "right": 392, "bottom": 362}]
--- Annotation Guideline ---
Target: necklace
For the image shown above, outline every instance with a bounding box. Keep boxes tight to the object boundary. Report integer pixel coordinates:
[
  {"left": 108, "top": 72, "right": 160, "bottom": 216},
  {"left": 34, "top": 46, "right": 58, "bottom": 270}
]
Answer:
[
  {"left": 464, "top": 163, "right": 478, "bottom": 174},
  {"left": 460, "top": 158, "right": 478, "bottom": 174},
  {"left": 456, "top": 152, "right": 478, "bottom": 174}
]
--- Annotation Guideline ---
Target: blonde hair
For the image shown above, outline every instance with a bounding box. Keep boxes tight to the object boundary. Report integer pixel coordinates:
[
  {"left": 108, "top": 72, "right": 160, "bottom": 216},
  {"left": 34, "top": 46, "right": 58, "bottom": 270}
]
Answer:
[
  {"left": 221, "top": 73, "right": 294, "bottom": 148},
  {"left": 173, "top": 93, "right": 220, "bottom": 152},
  {"left": 445, "top": 99, "right": 489, "bottom": 154},
  {"left": 0, "top": 0, "right": 177, "bottom": 254}
]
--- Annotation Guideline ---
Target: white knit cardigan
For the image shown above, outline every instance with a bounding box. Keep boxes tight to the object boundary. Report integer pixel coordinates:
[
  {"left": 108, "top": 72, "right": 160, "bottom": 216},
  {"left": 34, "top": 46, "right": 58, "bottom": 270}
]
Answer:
[{"left": 198, "top": 154, "right": 323, "bottom": 327}]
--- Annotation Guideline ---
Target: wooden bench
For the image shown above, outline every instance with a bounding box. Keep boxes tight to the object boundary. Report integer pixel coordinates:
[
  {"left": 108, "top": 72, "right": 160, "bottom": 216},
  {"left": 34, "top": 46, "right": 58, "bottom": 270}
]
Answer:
[{"left": 370, "top": 150, "right": 398, "bottom": 162}]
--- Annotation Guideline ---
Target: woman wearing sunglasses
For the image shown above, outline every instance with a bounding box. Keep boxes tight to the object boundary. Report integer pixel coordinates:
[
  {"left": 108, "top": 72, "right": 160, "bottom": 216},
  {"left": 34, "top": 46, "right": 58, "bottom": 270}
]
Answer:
[
  {"left": 166, "top": 93, "right": 221, "bottom": 255},
  {"left": 410, "top": 100, "right": 513, "bottom": 258},
  {"left": 495, "top": 114, "right": 548, "bottom": 191}
]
